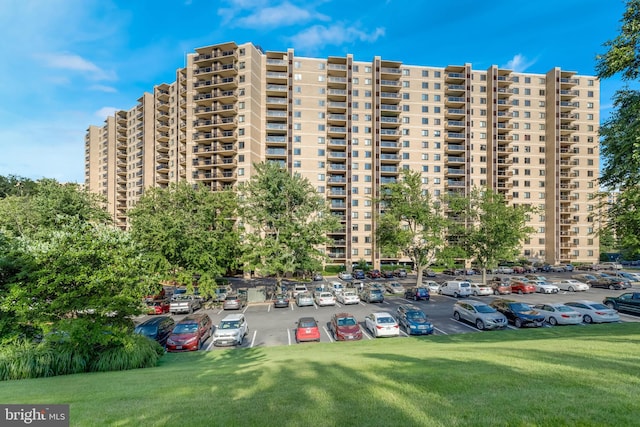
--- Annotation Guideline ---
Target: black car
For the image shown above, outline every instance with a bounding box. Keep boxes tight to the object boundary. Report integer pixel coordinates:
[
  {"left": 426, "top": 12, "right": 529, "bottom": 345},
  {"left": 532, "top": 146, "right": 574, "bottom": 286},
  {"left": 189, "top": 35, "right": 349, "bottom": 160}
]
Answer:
[
  {"left": 604, "top": 292, "right": 640, "bottom": 315},
  {"left": 273, "top": 293, "right": 290, "bottom": 308},
  {"left": 134, "top": 316, "right": 175, "bottom": 346},
  {"left": 489, "top": 299, "right": 545, "bottom": 328},
  {"left": 404, "top": 287, "right": 430, "bottom": 301}
]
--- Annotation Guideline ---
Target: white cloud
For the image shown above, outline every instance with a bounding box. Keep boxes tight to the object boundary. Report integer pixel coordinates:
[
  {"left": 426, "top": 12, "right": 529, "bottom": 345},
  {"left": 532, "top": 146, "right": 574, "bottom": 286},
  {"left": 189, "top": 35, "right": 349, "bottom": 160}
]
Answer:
[
  {"left": 89, "top": 85, "right": 118, "bottom": 93},
  {"left": 290, "top": 24, "right": 385, "bottom": 54},
  {"left": 37, "top": 52, "right": 116, "bottom": 81},
  {"left": 502, "top": 54, "right": 537, "bottom": 73},
  {"left": 219, "top": 1, "right": 327, "bottom": 28},
  {"left": 95, "top": 107, "right": 119, "bottom": 119}
]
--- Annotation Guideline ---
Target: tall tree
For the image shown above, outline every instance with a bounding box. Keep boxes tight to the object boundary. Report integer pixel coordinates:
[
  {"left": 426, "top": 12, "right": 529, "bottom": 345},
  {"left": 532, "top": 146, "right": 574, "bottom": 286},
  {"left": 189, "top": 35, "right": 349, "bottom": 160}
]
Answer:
[
  {"left": 128, "top": 182, "right": 240, "bottom": 298},
  {"left": 376, "top": 169, "right": 448, "bottom": 286},
  {"left": 595, "top": 0, "right": 640, "bottom": 256},
  {"left": 447, "top": 188, "right": 535, "bottom": 284},
  {"left": 238, "top": 162, "right": 339, "bottom": 288},
  {"left": 0, "top": 175, "right": 37, "bottom": 199}
]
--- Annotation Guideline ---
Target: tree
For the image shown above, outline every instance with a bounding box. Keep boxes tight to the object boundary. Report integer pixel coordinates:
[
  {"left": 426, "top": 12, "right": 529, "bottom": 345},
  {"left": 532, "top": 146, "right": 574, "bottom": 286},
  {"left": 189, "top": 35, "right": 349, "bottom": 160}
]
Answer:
[
  {"left": 0, "top": 178, "right": 111, "bottom": 239},
  {"left": 0, "top": 175, "right": 37, "bottom": 199},
  {"left": 238, "top": 162, "right": 339, "bottom": 288},
  {"left": 447, "top": 188, "right": 535, "bottom": 284},
  {"left": 0, "top": 222, "right": 153, "bottom": 341},
  {"left": 595, "top": 0, "right": 640, "bottom": 256},
  {"left": 376, "top": 170, "right": 448, "bottom": 286},
  {"left": 128, "top": 182, "right": 240, "bottom": 298}
]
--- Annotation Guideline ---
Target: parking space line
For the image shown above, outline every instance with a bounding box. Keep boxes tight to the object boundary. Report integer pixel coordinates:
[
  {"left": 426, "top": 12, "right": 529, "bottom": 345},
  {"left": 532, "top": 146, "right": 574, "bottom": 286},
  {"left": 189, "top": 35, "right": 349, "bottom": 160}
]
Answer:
[
  {"left": 267, "top": 304, "right": 271, "bottom": 312},
  {"left": 249, "top": 330, "right": 257, "bottom": 348},
  {"left": 287, "top": 328, "right": 292, "bottom": 345},
  {"left": 205, "top": 338, "right": 215, "bottom": 351},
  {"left": 361, "top": 328, "right": 373, "bottom": 340},
  {"left": 433, "top": 327, "right": 448, "bottom": 335},
  {"left": 450, "top": 318, "right": 481, "bottom": 331},
  {"left": 322, "top": 326, "right": 334, "bottom": 342}
]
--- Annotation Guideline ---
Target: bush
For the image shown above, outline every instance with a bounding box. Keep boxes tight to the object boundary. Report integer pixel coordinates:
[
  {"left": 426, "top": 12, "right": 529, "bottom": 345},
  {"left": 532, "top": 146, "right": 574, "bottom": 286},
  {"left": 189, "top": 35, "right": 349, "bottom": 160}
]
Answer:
[{"left": 0, "top": 333, "right": 163, "bottom": 381}]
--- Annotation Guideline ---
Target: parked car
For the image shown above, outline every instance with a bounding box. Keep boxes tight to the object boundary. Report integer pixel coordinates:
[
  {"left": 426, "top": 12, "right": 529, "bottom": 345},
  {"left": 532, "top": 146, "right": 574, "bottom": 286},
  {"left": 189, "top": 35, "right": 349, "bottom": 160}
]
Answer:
[
  {"left": 213, "top": 287, "right": 231, "bottom": 303},
  {"left": 212, "top": 313, "right": 248, "bottom": 346},
  {"left": 404, "top": 286, "right": 430, "bottom": 301},
  {"left": 296, "top": 292, "right": 314, "bottom": 307},
  {"left": 367, "top": 269, "right": 382, "bottom": 279},
  {"left": 146, "top": 298, "right": 170, "bottom": 315},
  {"left": 295, "top": 317, "right": 321, "bottom": 343},
  {"left": 489, "top": 278, "right": 512, "bottom": 295},
  {"left": 222, "top": 293, "right": 247, "bottom": 310},
  {"left": 576, "top": 263, "right": 598, "bottom": 271},
  {"left": 353, "top": 269, "right": 366, "bottom": 280},
  {"left": 170, "top": 294, "right": 202, "bottom": 315},
  {"left": 495, "top": 266, "right": 514, "bottom": 274},
  {"left": 532, "top": 303, "right": 582, "bottom": 326},
  {"left": 603, "top": 292, "right": 640, "bottom": 316},
  {"left": 443, "top": 268, "right": 464, "bottom": 275},
  {"left": 555, "top": 279, "right": 589, "bottom": 292},
  {"left": 531, "top": 280, "right": 560, "bottom": 294},
  {"left": 314, "top": 292, "right": 336, "bottom": 307},
  {"left": 564, "top": 300, "right": 621, "bottom": 323},
  {"left": 599, "top": 262, "right": 623, "bottom": 270},
  {"left": 273, "top": 293, "right": 290, "bottom": 308},
  {"left": 360, "top": 288, "right": 385, "bottom": 303},
  {"left": 364, "top": 312, "right": 400, "bottom": 337},
  {"left": 525, "top": 274, "right": 549, "bottom": 282},
  {"left": 381, "top": 270, "right": 394, "bottom": 278},
  {"left": 166, "top": 313, "right": 213, "bottom": 352},
  {"left": 453, "top": 300, "right": 507, "bottom": 330},
  {"left": 394, "top": 269, "right": 408, "bottom": 278},
  {"left": 422, "top": 280, "right": 440, "bottom": 293},
  {"left": 396, "top": 305, "right": 434, "bottom": 335},
  {"left": 330, "top": 313, "right": 363, "bottom": 341},
  {"left": 618, "top": 271, "right": 640, "bottom": 285},
  {"left": 338, "top": 271, "right": 353, "bottom": 281},
  {"left": 549, "top": 265, "right": 567, "bottom": 272},
  {"left": 592, "top": 272, "right": 631, "bottom": 289},
  {"left": 438, "top": 280, "right": 472, "bottom": 298},
  {"left": 469, "top": 282, "right": 493, "bottom": 296},
  {"left": 292, "top": 284, "right": 308, "bottom": 298},
  {"left": 134, "top": 316, "right": 175, "bottom": 346},
  {"left": 312, "top": 273, "right": 324, "bottom": 281},
  {"left": 489, "top": 299, "right": 545, "bottom": 328},
  {"left": 385, "top": 282, "right": 405, "bottom": 295},
  {"left": 510, "top": 277, "right": 536, "bottom": 295},
  {"left": 336, "top": 290, "right": 360, "bottom": 305},
  {"left": 329, "top": 281, "right": 345, "bottom": 295},
  {"left": 422, "top": 269, "right": 437, "bottom": 278}
]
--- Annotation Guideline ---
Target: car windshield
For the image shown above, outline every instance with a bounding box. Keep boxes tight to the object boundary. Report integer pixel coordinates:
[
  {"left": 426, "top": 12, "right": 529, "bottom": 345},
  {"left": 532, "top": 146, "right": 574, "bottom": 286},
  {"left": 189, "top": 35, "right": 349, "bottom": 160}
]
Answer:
[
  {"left": 320, "top": 293, "right": 332, "bottom": 298},
  {"left": 135, "top": 325, "right": 157, "bottom": 335},
  {"left": 299, "top": 320, "right": 317, "bottom": 328},
  {"left": 377, "top": 316, "right": 395, "bottom": 324},
  {"left": 510, "top": 303, "right": 532, "bottom": 312},
  {"left": 343, "top": 292, "right": 356, "bottom": 297},
  {"left": 407, "top": 311, "right": 427, "bottom": 320},
  {"left": 588, "top": 303, "right": 608, "bottom": 310},
  {"left": 174, "top": 295, "right": 192, "bottom": 301},
  {"left": 476, "top": 305, "right": 496, "bottom": 314},
  {"left": 338, "top": 317, "right": 357, "bottom": 326},
  {"left": 173, "top": 323, "right": 198, "bottom": 334},
  {"left": 220, "top": 321, "right": 240, "bottom": 329},
  {"left": 371, "top": 289, "right": 383, "bottom": 295},
  {"left": 556, "top": 306, "right": 574, "bottom": 312},
  {"left": 225, "top": 296, "right": 239, "bottom": 301}
]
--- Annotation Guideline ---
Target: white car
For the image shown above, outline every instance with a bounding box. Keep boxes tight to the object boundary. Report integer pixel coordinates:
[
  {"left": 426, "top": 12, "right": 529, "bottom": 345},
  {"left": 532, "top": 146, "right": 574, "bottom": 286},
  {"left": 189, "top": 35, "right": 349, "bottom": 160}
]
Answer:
[
  {"left": 364, "top": 312, "right": 400, "bottom": 338},
  {"left": 336, "top": 291, "right": 360, "bottom": 305},
  {"left": 292, "top": 284, "right": 308, "bottom": 298},
  {"left": 329, "top": 281, "right": 344, "bottom": 295},
  {"left": 532, "top": 280, "right": 560, "bottom": 294},
  {"left": 469, "top": 282, "right": 493, "bottom": 296},
  {"left": 338, "top": 272, "right": 353, "bottom": 281},
  {"left": 385, "top": 282, "right": 405, "bottom": 295},
  {"left": 555, "top": 279, "right": 589, "bottom": 292},
  {"left": 439, "top": 281, "right": 473, "bottom": 298},
  {"left": 314, "top": 292, "right": 336, "bottom": 307},
  {"left": 422, "top": 280, "right": 440, "bottom": 293},
  {"left": 532, "top": 303, "right": 582, "bottom": 325},
  {"left": 564, "top": 301, "right": 621, "bottom": 324},
  {"left": 212, "top": 313, "right": 248, "bottom": 346}
]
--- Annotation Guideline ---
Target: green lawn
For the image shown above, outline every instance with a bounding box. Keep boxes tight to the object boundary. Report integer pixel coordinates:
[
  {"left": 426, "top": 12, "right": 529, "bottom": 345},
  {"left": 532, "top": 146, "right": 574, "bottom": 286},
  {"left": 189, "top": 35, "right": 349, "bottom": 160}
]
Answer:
[{"left": 2, "top": 324, "right": 639, "bottom": 426}]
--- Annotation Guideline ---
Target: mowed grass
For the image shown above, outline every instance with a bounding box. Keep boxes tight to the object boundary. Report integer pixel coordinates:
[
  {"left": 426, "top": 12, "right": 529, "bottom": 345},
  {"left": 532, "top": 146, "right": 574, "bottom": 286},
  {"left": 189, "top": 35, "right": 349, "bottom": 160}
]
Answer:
[{"left": 2, "top": 324, "right": 640, "bottom": 426}]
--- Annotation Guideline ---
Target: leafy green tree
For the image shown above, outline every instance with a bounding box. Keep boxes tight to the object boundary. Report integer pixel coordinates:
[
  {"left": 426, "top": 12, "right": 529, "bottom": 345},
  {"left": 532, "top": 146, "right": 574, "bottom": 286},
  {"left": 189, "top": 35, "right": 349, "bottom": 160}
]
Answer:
[
  {"left": 376, "top": 170, "right": 448, "bottom": 286},
  {"left": 239, "top": 162, "right": 339, "bottom": 288},
  {"left": 128, "top": 182, "right": 240, "bottom": 298},
  {"left": 447, "top": 188, "right": 535, "bottom": 284},
  {"left": 595, "top": 0, "right": 640, "bottom": 256},
  {"left": 0, "top": 222, "right": 153, "bottom": 342},
  {"left": 0, "top": 179, "right": 111, "bottom": 239},
  {"left": 0, "top": 175, "right": 37, "bottom": 199}
]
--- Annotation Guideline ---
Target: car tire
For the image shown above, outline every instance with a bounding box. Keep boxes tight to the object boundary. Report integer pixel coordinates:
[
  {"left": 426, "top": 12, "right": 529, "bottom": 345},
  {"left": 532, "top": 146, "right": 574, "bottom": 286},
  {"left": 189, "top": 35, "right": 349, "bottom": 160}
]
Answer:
[
  {"left": 518, "top": 290, "right": 523, "bottom": 295},
  {"left": 605, "top": 301, "right": 616, "bottom": 310},
  {"left": 569, "top": 286, "right": 575, "bottom": 292},
  {"left": 453, "top": 292, "right": 459, "bottom": 298},
  {"left": 475, "top": 319, "right": 484, "bottom": 330},
  {"left": 549, "top": 317, "right": 557, "bottom": 326},
  {"left": 584, "top": 315, "right": 593, "bottom": 324},
  {"left": 514, "top": 318, "right": 523, "bottom": 328},
  {"left": 609, "top": 284, "right": 615, "bottom": 290},
  {"left": 473, "top": 291, "right": 479, "bottom": 296},
  {"left": 414, "top": 295, "right": 418, "bottom": 301},
  {"left": 189, "top": 307, "right": 194, "bottom": 314},
  {"left": 453, "top": 311, "right": 461, "bottom": 321}
]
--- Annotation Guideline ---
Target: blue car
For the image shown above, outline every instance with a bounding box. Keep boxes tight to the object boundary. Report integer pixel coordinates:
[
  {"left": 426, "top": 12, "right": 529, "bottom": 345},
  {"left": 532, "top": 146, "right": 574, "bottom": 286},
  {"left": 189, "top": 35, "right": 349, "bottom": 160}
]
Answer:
[
  {"left": 404, "top": 287, "right": 430, "bottom": 301},
  {"left": 396, "top": 305, "right": 434, "bottom": 335},
  {"left": 353, "top": 269, "right": 366, "bottom": 280}
]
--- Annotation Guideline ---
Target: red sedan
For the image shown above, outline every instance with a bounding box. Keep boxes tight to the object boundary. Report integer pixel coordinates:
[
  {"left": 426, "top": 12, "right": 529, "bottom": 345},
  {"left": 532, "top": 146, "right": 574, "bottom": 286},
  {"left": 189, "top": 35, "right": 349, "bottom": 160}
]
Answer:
[
  {"left": 295, "top": 317, "right": 321, "bottom": 343},
  {"left": 146, "top": 298, "right": 170, "bottom": 315},
  {"left": 330, "top": 313, "right": 363, "bottom": 341}
]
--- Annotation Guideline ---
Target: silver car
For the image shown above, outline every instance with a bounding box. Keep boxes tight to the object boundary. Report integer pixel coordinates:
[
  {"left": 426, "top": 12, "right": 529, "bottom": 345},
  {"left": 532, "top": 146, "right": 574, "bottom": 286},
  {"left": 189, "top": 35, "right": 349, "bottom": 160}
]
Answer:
[
  {"left": 453, "top": 300, "right": 508, "bottom": 330},
  {"left": 532, "top": 303, "right": 582, "bottom": 325},
  {"left": 564, "top": 300, "right": 621, "bottom": 324},
  {"left": 296, "top": 292, "right": 314, "bottom": 307}
]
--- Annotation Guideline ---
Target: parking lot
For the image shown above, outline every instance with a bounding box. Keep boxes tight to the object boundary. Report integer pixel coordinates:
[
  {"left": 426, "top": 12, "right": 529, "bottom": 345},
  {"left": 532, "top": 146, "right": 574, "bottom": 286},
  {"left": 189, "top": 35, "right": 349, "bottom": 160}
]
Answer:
[{"left": 138, "top": 270, "right": 640, "bottom": 351}]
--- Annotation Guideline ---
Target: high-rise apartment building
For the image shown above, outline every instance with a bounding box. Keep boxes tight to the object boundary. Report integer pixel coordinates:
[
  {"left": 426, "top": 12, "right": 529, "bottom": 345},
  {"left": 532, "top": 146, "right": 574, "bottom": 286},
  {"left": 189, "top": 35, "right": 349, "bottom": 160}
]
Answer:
[{"left": 85, "top": 41, "right": 600, "bottom": 267}]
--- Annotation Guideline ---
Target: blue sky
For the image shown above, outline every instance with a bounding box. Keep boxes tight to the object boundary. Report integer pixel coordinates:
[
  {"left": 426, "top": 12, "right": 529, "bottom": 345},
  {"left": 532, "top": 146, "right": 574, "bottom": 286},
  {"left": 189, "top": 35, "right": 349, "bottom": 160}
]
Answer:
[{"left": 0, "top": 0, "right": 631, "bottom": 183}]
